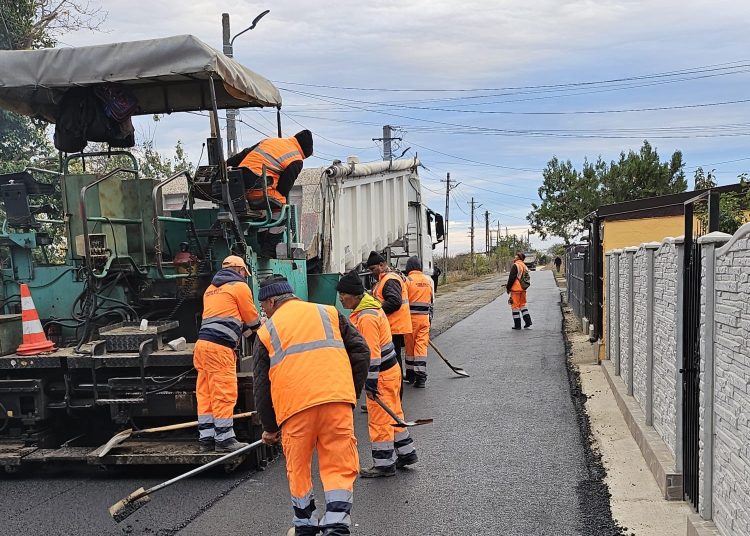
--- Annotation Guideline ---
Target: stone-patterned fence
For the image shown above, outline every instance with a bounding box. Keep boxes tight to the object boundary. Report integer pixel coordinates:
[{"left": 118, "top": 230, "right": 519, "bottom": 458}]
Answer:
[{"left": 605, "top": 223, "right": 750, "bottom": 536}]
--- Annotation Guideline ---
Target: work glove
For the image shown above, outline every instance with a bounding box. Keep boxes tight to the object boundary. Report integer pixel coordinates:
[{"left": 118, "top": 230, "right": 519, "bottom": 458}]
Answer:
[{"left": 365, "top": 380, "right": 379, "bottom": 399}]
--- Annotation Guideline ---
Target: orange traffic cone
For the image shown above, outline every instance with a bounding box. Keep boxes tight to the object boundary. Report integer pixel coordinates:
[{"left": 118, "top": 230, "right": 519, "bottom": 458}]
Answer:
[{"left": 16, "top": 284, "right": 56, "bottom": 356}]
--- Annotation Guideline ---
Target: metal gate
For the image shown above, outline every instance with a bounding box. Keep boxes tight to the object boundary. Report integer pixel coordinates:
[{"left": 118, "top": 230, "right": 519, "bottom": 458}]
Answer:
[{"left": 682, "top": 191, "right": 719, "bottom": 509}]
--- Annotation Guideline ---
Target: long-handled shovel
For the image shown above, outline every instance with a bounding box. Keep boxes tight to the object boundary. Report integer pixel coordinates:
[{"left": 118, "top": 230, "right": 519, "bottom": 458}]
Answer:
[
  {"left": 109, "top": 438, "right": 263, "bottom": 522},
  {"left": 371, "top": 394, "right": 433, "bottom": 428},
  {"left": 428, "top": 340, "right": 470, "bottom": 377},
  {"left": 98, "top": 411, "right": 256, "bottom": 457}
]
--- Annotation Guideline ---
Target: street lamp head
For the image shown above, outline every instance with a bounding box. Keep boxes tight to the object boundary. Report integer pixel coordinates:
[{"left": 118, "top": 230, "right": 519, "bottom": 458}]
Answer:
[{"left": 230, "top": 9, "right": 271, "bottom": 46}]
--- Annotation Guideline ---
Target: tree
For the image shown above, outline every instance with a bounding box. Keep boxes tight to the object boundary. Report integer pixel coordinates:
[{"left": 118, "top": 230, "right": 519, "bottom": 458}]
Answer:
[
  {"left": 527, "top": 141, "right": 688, "bottom": 243},
  {"left": 693, "top": 167, "right": 749, "bottom": 235},
  {"left": 527, "top": 157, "right": 600, "bottom": 243}
]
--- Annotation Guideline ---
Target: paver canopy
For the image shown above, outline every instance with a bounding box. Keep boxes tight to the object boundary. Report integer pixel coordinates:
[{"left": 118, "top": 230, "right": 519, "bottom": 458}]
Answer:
[{"left": 0, "top": 34, "right": 282, "bottom": 122}]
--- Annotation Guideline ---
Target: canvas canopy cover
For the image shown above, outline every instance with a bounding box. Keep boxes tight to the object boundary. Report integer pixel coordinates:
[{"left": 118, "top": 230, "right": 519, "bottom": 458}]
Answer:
[{"left": 0, "top": 34, "right": 282, "bottom": 122}]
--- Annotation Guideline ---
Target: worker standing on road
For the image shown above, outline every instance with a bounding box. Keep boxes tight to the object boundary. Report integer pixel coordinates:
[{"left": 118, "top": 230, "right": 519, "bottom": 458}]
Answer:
[
  {"left": 507, "top": 251, "right": 532, "bottom": 330},
  {"left": 194, "top": 255, "right": 260, "bottom": 452},
  {"left": 404, "top": 256, "right": 434, "bottom": 388},
  {"left": 252, "top": 275, "right": 370, "bottom": 536},
  {"left": 226, "top": 130, "right": 313, "bottom": 258},
  {"left": 367, "top": 251, "right": 412, "bottom": 388},
  {"left": 337, "top": 270, "right": 418, "bottom": 478}
]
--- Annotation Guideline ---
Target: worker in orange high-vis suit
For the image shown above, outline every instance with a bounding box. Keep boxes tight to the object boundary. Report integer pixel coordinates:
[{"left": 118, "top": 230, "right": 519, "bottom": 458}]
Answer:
[
  {"left": 195, "top": 255, "right": 260, "bottom": 453},
  {"left": 226, "top": 130, "right": 313, "bottom": 258},
  {"left": 253, "top": 275, "right": 369, "bottom": 536},
  {"left": 506, "top": 251, "right": 533, "bottom": 330},
  {"left": 404, "top": 256, "right": 434, "bottom": 388},
  {"left": 366, "top": 251, "right": 411, "bottom": 391},
  {"left": 337, "top": 270, "right": 418, "bottom": 478}
]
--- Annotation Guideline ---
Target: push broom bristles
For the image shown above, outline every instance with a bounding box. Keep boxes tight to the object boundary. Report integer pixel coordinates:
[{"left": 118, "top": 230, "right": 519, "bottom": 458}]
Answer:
[{"left": 109, "top": 488, "right": 151, "bottom": 523}]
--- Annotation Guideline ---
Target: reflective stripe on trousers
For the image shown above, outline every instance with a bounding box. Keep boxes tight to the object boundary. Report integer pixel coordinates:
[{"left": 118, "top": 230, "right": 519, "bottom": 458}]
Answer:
[
  {"left": 291, "top": 488, "right": 318, "bottom": 528},
  {"left": 198, "top": 414, "right": 214, "bottom": 439},
  {"left": 371, "top": 440, "right": 396, "bottom": 467},
  {"left": 321, "top": 489, "right": 353, "bottom": 527}
]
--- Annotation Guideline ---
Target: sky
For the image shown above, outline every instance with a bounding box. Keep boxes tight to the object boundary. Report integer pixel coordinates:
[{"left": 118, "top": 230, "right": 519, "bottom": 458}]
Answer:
[{"left": 59, "top": 0, "right": 750, "bottom": 254}]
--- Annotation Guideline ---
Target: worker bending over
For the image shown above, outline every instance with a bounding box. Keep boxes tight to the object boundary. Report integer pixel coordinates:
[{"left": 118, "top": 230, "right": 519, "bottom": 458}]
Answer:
[
  {"left": 253, "top": 275, "right": 369, "bottom": 536},
  {"left": 227, "top": 130, "right": 313, "bottom": 258},
  {"left": 194, "top": 255, "right": 260, "bottom": 452},
  {"left": 337, "top": 270, "right": 418, "bottom": 478},
  {"left": 404, "top": 256, "right": 434, "bottom": 388},
  {"left": 507, "top": 251, "right": 532, "bottom": 330},
  {"left": 366, "top": 251, "right": 412, "bottom": 387}
]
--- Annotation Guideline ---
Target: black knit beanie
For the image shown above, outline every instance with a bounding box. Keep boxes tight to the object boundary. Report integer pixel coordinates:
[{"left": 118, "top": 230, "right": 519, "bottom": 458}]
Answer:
[
  {"left": 336, "top": 270, "right": 365, "bottom": 295},
  {"left": 259, "top": 275, "right": 294, "bottom": 301},
  {"left": 366, "top": 250, "right": 385, "bottom": 267},
  {"left": 406, "top": 256, "right": 422, "bottom": 273},
  {"left": 294, "top": 130, "right": 314, "bottom": 158}
]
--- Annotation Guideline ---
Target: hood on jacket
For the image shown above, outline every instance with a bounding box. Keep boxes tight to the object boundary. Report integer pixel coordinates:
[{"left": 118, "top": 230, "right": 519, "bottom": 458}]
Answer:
[
  {"left": 211, "top": 268, "right": 247, "bottom": 287},
  {"left": 353, "top": 292, "right": 382, "bottom": 313}
]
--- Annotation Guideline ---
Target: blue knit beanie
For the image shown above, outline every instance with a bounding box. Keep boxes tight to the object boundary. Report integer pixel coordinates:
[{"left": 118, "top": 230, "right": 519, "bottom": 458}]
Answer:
[{"left": 259, "top": 275, "right": 294, "bottom": 301}]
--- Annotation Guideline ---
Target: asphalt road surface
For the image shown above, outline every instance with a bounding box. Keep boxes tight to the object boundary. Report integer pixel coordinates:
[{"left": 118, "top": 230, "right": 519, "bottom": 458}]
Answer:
[{"left": 1, "top": 271, "right": 612, "bottom": 535}]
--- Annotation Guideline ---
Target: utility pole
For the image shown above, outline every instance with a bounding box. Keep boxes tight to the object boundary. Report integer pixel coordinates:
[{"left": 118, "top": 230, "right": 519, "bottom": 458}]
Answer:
[
  {"left": 496, "top": 220, "right": 501, "bottom": 247},
  {"left": 372, "top": 125, "right": 402, "bottom": 161},
  {"left": 469, "top": 198, "right": 481, "bottom": 275},
  {"left": 484, "top": 210, "right": 490, "bottom": 256},
  {"left": 441, "top": 173, "right": 459, "bottom": 282},
  {"left": 222, "top": 10, "right": 270, "bottom": 156}
]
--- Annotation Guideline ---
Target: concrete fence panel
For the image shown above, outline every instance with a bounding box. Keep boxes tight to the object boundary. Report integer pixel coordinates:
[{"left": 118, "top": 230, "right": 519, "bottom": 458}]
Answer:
[{"left": 632, "top": 247, "right": 649, "bottom": 409}]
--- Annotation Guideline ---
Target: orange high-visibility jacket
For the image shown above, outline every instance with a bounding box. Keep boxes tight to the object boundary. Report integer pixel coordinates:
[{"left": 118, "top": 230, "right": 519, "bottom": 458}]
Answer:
[
  {"left": 372, "top": 272, "right": 412, "bottom": 335},
  {"left": 510, "top": 259, "right": 527, "bottom": 292},
  {"left": 239, "top": 137, "right": 305, "bottom": 204},
  {"left": 198, "top": 270, "right": 260, "bottom": 348},
  {"left": 257, "top": 300, "right": 355, "bottom": 425},
  {"left": 406, "top": 270, "right": 434, "bottom": 318},
  {"left": 350, "top": 306, "right": 399, "bottom": 392}
]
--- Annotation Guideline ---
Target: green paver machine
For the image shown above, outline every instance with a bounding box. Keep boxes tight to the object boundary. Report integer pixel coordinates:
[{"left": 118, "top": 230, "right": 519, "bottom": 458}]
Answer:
[{"left": 0, "top": 35, "right": 309, "bottom": 470}]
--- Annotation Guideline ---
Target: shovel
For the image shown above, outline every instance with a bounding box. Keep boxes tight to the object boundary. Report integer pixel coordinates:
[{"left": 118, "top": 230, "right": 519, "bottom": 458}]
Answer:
[
  {"left": 109, "top": 438, "right": 263, "bottom": 522},
  {"left": 371, "top": 394, "right": 433, "bottom": 428},
  {"left": 429, "top": 340, "right": 470, "bottom": 377},
  {"left": 98, "top": 411, "right": 256, "bottom": 457}
]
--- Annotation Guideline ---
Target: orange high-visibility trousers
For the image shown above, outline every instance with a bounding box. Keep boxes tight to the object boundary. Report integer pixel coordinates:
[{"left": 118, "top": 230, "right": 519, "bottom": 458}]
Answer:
[
  {"left": 404, "top": 315, "right": 430, "bottom": 381},
  {"left": 365, "top": 365, "right": 415, "bottom": 466},
  {"left": 510, "top": 290, "right": 527, "bottom": 310},
  {"left": 193, "top": 340, "right": 238, "bottom": 442},
  {"left": 282, "top": 401, "right": 359, "bottom": 531}
]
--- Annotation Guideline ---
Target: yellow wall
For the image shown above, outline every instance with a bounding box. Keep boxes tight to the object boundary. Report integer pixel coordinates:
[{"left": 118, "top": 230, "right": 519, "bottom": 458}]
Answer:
[
  {"left": 602, "top": 215, "right": 685, "bottom": 255},
  {"left": 600, "top": 215, "right": 685, "bottom": 361}
]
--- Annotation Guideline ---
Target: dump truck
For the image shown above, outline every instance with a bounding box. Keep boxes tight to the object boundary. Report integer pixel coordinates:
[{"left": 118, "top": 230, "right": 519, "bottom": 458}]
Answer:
[{"left": 0, "top": 36, "right": 442, "bottom": 471}]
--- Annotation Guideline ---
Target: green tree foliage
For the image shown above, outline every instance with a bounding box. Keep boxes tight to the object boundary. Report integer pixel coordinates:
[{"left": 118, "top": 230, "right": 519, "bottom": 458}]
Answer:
[
  {"left": 528, "top": 141, "right": 688, "bottom": 243},
  {"left": 693, "top": 167, "right": 749, "bottom": 235}
]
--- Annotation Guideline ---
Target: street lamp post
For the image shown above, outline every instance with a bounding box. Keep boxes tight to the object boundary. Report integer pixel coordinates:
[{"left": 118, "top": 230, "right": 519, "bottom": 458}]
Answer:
[{"left": 221, "top": 10, "right": 270, "bottom": 157}]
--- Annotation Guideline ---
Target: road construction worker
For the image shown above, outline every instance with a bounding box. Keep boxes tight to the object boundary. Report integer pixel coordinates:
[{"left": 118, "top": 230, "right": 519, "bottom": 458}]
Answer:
[
  {"left": 194, "top": 255, "right": 260, "bottom": 452},
  {"left": 404, "top": 256, "right": 434, "bottom": 388},
  {"left": 253, "top": 275, "right": 370, "bottom": 536},
  {"left": 337, "top": 270, "right": 418, "bottom": 478},
  {"left": 226, "top": 130, "right": 313, "bottom": 258},
  {"left": 507, "top": 251, "right": 532, "bottom": 330},
  {"left": 366, "top": 251, "right": 411, "bottom": 386}
]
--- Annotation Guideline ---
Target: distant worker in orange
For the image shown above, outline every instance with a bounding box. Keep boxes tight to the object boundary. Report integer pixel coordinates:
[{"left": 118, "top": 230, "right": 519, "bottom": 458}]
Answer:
[
  {"left": 337, "top": 270, "right": 418, "bottom": 478},
  {"left": 253, "top": 275, "right": 370, "bottom": 536},
  {"left": 507, "top": 251, "right": 532, "bottom": 330},
  {"left": 227, "top": 130, "right": 314, "bottom": 258},
  {"left": 194, "top": 255, "right": 260, "bottom": 452},
  {"left": 366, "top": 251, "right": 411, "bottom": 390},
  {"left": 403, "top": 256, "right": 434, "bottom": 388}
]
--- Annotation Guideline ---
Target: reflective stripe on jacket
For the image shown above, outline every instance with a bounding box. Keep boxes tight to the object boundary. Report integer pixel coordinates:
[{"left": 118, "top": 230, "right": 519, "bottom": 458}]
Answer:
[
  {"left": 257, "top": 300, "right": 356, "bottom": 425},
  {"left": 406, "top": 270, "right": 434, "bottom": 317},
  {"left": 510, "top": 260, "right": 527, "bottom": 292},
  {"left": 372, "top": 272, "right": 412, "bottom": 335},
  {"left": 350, "top": 307, "right": 398, "bottom": 392},
  {"left": 240, "top": 137, "right": 304, "bottom": 204},
  {"left": 199, "top": 269, "right": 260, "bottom": 348}
]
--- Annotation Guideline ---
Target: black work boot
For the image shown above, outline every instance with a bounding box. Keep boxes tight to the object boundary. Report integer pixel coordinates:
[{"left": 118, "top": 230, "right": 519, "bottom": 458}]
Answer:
[
  {"left": 413, "top": 376, "right": 426, "bottom": 388},
  {"left": 523, "top": 314, "right": 533, "bottom": 328},
  {"left": 396, "top": 451, "right": 418, "bottom": 468},
  {"left": 215, "top": 437, "right": 249, "bottom": 453},
  {"left": 404, "top": 369, "right": 415, "bottom": 384},
  {"left": 321, "top": 524, "right": 350, "bottom": 536},
  {"left": 198, "top": 438, "right": 215, "bottom": 453},
  {"left": 290, "top": 527, "right": 320, "bottom": 536},
  {"left": 360, "top": 464, "right": 396, "bottom": 478},
  {"left": 512, "top": 317, "right": 522, "bottom": 330}
]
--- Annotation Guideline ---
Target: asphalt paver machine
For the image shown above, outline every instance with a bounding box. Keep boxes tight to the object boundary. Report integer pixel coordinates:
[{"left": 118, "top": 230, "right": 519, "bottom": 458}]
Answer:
[{"left": 0, "top": 35, "right": 306, "bottom": 471}]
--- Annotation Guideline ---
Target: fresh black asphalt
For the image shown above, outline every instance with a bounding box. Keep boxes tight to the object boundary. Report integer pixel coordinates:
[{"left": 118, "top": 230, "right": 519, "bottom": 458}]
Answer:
[{"left": 0, "top": 271, "right": 618, "bottom": 535}]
